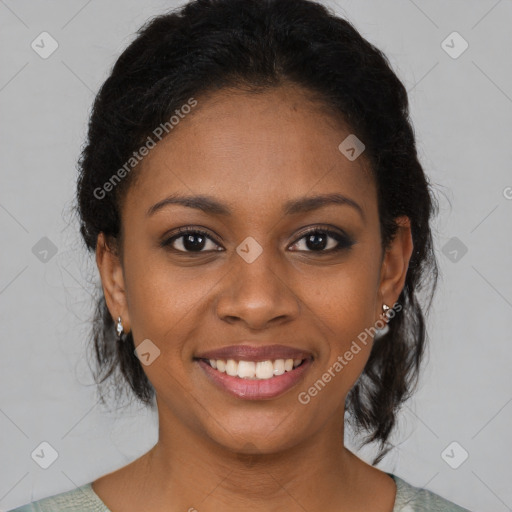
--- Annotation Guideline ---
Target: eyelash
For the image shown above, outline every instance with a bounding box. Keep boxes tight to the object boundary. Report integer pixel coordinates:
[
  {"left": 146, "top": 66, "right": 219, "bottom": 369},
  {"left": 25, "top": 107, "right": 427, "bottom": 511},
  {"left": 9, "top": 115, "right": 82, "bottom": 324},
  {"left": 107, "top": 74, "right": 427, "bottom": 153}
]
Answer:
[{"left": 160, "top": 225, "right": 354, "bottom": 254}]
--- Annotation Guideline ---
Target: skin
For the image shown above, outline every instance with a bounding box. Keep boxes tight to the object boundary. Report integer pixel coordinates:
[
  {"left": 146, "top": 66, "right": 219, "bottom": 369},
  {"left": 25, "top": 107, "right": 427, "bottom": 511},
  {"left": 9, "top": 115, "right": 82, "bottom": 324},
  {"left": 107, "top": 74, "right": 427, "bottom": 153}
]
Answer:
[{"left": 94, "top": 83, "right": 413, "bottom": 512}]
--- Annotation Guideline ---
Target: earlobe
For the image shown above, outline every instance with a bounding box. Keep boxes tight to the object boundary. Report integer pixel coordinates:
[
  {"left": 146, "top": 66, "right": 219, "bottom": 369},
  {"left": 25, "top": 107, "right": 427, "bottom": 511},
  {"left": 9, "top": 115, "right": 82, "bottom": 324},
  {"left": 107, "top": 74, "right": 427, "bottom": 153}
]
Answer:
[
  {"left": 378, "top": 216, "right": 414, "bottom": 307},
  {"left": 95, "top": 232, "right": 130, "bottom": 333}
]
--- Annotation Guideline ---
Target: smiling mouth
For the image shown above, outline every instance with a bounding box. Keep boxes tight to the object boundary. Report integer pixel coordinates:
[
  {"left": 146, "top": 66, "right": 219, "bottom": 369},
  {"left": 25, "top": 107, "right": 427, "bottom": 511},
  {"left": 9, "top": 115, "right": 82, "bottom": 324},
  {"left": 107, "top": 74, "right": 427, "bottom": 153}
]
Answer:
[{"left": 195, "top": 357, "right": 309, "bottom": 380}]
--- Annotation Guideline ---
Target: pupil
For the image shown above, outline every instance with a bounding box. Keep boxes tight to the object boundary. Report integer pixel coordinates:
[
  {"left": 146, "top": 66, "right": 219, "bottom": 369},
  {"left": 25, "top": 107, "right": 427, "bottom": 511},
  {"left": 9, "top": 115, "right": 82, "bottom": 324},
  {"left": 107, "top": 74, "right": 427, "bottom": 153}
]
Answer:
[
  {"left": 307, "top": 232, "right": 327, "bottom": 251},
  {"left": 184, "top": 233, "right": 205, "bottom": 251}
]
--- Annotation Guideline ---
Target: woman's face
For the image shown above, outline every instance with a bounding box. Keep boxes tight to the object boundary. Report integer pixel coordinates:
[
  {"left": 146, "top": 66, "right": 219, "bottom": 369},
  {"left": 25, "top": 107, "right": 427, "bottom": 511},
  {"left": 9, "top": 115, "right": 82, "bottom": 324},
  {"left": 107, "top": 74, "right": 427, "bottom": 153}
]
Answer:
[{"left": 98, "top": 84, "right": 412, "bottom": 454}]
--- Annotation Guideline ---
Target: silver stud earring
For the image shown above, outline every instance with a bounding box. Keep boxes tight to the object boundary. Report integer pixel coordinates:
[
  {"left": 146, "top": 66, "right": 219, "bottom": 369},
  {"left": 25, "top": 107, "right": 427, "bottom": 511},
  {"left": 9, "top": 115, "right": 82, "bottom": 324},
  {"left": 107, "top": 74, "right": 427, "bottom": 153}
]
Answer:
[
  {"left": 116, "top": 316, "right": 124, "bottom": 340},
  {"left": 375, "top": 303, "right": 391, "bottom": 338}
]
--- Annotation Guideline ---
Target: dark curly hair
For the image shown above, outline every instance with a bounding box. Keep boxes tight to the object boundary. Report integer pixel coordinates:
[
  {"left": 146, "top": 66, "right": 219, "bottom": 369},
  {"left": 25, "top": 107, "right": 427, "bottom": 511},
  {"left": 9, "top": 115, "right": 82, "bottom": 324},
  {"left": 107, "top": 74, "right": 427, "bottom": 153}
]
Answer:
[{"left": 74, "top": 0, "right": 439, "bottom": 463}]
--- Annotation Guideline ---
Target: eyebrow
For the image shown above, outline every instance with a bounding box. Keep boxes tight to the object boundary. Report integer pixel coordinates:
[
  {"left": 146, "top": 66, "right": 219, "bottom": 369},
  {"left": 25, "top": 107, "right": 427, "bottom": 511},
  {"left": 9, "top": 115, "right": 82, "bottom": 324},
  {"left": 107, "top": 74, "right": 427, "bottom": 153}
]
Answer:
[{"left": 146, "top": 192, "right": 365, "bottom": 221}]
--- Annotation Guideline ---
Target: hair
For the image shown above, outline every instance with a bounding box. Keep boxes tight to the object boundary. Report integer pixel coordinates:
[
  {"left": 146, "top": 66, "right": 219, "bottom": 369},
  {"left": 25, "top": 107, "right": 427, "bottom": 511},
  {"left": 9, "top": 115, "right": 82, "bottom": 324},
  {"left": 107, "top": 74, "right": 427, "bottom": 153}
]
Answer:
[{"left": 75, "top": 0, "right": 439, "bottom": 463}]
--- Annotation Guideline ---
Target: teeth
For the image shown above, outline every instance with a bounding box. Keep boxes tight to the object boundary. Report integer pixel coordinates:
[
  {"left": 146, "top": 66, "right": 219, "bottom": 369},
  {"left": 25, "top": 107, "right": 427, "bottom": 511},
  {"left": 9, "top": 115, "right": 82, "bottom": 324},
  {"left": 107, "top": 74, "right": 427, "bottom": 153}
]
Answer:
[
  {"left": 255, "top": 360, "right": 274, "bottom": 379},
  {"left": 273, "top": 359, "right": 285, "bottom": 375},
  {"left": 237, "top": 360, "right": 256, "bottom": 379},
  {"left": 225, "top": 359, "right": 238, "bottom": 377},
  {"left": 205, "top": 358, "right": 305, "bottom": 380}
]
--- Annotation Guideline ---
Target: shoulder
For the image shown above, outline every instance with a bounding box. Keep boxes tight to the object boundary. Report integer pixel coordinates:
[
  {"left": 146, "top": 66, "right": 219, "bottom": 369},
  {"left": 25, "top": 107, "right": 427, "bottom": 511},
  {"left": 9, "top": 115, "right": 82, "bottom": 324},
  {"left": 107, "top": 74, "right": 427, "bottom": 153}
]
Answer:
[
  {"left": 6, "top": 483, "right": 111, "bottom": 512},
  {"left": 390, "top": 473, "right": 472, "bottom": 512}
]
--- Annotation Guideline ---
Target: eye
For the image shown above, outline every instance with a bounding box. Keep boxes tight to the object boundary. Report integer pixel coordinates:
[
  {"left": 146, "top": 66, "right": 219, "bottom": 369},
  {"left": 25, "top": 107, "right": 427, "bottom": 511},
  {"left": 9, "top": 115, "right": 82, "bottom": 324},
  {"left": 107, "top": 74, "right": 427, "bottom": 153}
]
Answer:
[
  {"left": 160, "top": 227, "right": 223, "bottom": 253},
  {"left": 289, "top": 226, "right": 354, "bottom": 253},
  {"left": 161, "top": 225, "right": 354, "bottom": 254}
]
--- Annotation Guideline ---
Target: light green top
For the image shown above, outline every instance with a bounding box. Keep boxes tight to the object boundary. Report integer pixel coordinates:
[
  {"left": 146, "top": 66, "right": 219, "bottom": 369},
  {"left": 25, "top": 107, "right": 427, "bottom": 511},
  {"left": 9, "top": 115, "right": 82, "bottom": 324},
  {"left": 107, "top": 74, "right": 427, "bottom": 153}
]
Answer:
[{"left": 7, "top": 474, "right": 472, "bottom": 511}]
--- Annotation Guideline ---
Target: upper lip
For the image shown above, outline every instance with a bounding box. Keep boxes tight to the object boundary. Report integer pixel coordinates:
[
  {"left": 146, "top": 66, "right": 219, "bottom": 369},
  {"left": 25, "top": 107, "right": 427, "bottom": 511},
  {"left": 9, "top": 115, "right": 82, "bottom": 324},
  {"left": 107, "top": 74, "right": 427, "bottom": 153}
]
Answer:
[{"left": 195, "top": 344, "right": 313, "bottom": 362}]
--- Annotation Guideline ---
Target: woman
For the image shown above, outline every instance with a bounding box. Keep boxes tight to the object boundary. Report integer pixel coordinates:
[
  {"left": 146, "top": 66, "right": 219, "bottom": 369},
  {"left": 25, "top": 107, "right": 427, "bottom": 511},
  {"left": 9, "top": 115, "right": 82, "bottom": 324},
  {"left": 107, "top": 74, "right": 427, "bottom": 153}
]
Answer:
[{"left": 9, "top": 0, "right": 472, "bottom": 510}]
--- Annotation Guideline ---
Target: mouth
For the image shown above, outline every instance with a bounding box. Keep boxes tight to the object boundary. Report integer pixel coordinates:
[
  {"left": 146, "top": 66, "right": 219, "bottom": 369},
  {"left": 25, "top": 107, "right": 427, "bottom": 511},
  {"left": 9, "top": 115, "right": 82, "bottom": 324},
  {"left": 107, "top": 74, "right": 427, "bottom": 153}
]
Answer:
[
  {"left": 194, "top": 353, "right": 314, "bottom": 400},
  {"left": 196, "top": 356, "right": 308, "bottom": 379}
]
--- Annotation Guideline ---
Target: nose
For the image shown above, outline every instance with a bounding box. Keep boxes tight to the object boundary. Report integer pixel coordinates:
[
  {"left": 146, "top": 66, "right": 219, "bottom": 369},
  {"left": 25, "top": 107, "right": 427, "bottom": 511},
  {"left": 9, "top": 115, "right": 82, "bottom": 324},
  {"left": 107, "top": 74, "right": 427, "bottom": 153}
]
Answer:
[{"left": 214, "top": 249, "right": 300, "bottom": 330}]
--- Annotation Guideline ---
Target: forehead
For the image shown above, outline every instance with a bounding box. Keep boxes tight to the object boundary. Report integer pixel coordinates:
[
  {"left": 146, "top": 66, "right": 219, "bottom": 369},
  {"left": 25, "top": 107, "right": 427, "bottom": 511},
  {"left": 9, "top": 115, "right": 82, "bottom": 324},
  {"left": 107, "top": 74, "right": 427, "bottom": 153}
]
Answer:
[{"left": 123, "top": 85, "right": 376, "bottom": 220}]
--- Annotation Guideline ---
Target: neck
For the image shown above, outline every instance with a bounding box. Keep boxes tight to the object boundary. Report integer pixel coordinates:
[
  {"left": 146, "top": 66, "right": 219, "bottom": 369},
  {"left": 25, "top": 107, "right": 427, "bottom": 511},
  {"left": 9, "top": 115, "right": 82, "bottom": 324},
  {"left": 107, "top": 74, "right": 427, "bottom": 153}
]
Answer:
[{"left": 131, "top": 402, "right": 390, "bottom": 512}]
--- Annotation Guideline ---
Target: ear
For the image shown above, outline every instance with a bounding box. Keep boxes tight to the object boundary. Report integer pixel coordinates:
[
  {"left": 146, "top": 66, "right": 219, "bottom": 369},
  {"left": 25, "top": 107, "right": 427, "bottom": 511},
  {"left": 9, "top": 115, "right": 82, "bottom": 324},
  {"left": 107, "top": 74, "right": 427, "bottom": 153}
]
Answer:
[
  {"left": 96, "top": 232, "right": 130, "bottom": 334},
  {"left": 377, "top": 216, "right": 413, "bottom": 314}
]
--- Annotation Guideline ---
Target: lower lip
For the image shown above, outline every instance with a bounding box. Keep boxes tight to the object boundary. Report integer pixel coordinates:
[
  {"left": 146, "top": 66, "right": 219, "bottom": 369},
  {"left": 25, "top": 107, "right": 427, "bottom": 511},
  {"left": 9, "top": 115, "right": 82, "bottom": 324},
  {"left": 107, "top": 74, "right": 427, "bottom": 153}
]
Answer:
[{"left": 196, "top": 358, "right": 313, "bottom": 400}]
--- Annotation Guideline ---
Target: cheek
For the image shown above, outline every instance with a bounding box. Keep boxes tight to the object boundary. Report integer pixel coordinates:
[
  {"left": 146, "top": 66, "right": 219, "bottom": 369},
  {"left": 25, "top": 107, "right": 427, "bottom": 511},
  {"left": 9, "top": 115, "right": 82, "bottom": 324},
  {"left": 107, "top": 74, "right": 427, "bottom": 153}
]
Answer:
[
  {"left": 122, "top": 258, "right": 214, "bottom": 397},
  {"left": 307, "top": 258, "right": 379, "bottom": 333},
  {"left": 304, "top": 259, "right": 379, "bottom": 387},
  {"left": 124, "top": 258, "right": 215, "bottom": 340}
]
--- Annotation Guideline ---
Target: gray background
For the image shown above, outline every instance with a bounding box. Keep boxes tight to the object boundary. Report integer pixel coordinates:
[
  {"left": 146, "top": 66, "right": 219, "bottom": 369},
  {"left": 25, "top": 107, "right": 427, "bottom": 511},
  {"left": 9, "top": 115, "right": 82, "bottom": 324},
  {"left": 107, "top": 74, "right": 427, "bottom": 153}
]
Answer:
[{"left": 1, "top": 0, "right": 511, "bottom": 510}]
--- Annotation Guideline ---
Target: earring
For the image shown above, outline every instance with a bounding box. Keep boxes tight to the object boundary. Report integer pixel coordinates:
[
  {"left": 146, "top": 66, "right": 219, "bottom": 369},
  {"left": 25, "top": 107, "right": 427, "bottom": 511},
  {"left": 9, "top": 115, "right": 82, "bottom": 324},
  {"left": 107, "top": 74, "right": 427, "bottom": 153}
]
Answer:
[
  {"left": 374, "top": 303, "right": 391, "bottom": 338},
  {"left": 116, "top": 316, "right": 124, "bottom": 340}
]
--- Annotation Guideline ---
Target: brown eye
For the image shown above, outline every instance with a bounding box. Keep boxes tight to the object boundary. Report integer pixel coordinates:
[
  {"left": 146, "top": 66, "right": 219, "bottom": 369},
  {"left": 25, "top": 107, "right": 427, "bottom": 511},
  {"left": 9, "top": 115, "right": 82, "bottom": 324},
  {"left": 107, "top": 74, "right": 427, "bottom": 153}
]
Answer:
[
  {"left": 289, "top": 227, "right": 354, "bottom": 253},
  {"left": 161, "top": 228, "right": 223, "bottom": 253}
]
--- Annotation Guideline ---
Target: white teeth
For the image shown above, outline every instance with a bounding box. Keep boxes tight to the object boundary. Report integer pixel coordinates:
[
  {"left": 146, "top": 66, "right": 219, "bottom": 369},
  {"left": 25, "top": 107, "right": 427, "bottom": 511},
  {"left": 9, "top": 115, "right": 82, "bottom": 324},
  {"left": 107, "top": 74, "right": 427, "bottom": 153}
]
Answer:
[
  {"left": 205, "top": 357, "right": 306, "bottom": 380},
  {"left": 273, "top": 359, "right": 285, "bottom": 375},
  {"left": 237, "top": 360, "right": 255, "bottom": 379},
  {"left": 255, "top": 360, "right": 274, "bottom": 379},
  {"left": 225, "top": 359, "right": 238, "bottom": 377}
]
